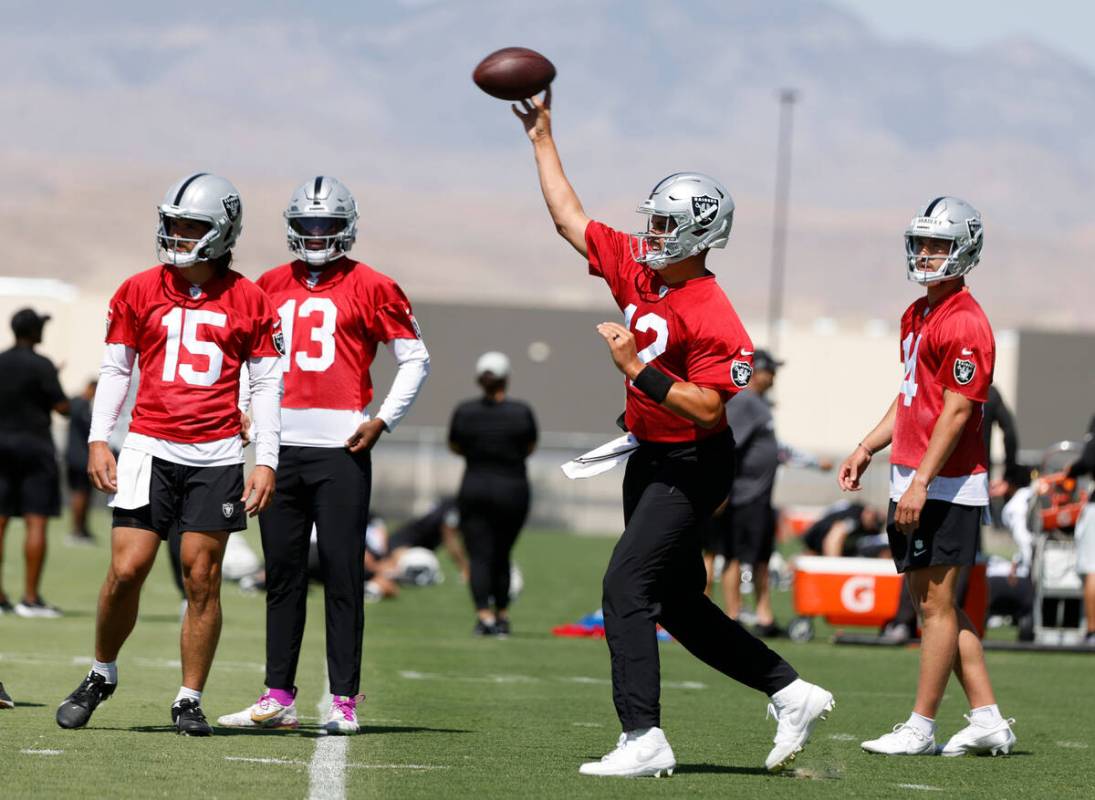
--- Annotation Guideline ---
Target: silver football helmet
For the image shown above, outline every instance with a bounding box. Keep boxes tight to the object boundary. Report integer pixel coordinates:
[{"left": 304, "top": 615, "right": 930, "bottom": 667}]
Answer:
[
  {"left": 285, "top": 176, "right": 358, "bottom": 266},
  {"left": 156, "top": 173, "right": 243, "bottom": 268},
  {"left": 904, "top": 196, "right": 984, "bottom": 284},
  {"left": 630, "top": 172, "right": 734, "bottom": 269}
]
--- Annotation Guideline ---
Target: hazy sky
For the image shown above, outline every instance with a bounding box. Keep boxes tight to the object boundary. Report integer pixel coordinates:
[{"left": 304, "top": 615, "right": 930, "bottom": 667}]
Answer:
[{"left": 832, "top": 0, "right": 1095, "bottom": 73}]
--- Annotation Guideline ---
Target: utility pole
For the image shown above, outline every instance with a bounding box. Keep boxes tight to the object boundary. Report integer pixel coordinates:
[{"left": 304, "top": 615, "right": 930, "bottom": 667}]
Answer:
[{"left": 767, "top": 89, "right": 798, "bottom": 356}]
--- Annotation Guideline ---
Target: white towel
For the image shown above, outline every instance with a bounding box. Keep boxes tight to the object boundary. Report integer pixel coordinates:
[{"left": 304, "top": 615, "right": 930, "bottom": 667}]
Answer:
[
  {"left": 561, "top": 434, "right": 640, "bottom": 480},
  {"left": 109, "top": 447, "right": 154, "bottom": 510}
]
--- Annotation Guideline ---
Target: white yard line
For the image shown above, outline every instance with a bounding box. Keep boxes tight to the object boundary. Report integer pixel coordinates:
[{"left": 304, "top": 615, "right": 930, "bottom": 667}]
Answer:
[
  {"left": 226, "top": 756, "right": 305, "bottom": 766},
  {"left": 398, "top": 670, "right": 705, "bottom": 691},
  {"left": 897, "top": 784, "right": 943, "bottom": 792},
  {"left": 307, "top": 670, "right": 347, "bottom": 800},
  {"left": 21, "top": 749, "right": 63, "bottom": 756}
]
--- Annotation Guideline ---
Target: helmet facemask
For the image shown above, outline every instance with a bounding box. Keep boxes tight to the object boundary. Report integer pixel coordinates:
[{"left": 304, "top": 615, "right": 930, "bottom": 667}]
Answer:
[
  {"left": 286, "top": 215, "right": 356, "bottom": 267},
  {"left": 629, "top": 188, "right": 730, "bottom": 270},
  {"left": 157, "top": 213, "right": 219, "bottom": 268},
  {"left": 903, "top": 198, "right": 983, "bottom": 285}
]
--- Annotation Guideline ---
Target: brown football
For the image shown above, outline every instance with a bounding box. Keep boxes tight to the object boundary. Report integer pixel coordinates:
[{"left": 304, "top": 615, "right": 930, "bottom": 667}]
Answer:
[{"left": 473, "top": 47, "right": 556, "bottom": 101}]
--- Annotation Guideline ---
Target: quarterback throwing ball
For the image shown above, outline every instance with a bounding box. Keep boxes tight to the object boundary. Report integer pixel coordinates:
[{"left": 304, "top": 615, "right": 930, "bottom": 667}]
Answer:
[{"left": 513, "top": 89, "right": 833, "bottom": 777}]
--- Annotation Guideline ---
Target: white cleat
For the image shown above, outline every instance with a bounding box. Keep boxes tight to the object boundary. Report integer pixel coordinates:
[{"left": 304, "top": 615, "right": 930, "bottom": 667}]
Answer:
[
  {"left": 765, "top": 682, "right": 835, "bottom": 771},
  {"left": 579, "top": 727, "right": 677, "bottom": 778},
  {"left": 322, "top": 695, "right": 361, "bottom": 735},
  {"left": 940, "top": 716, "right": 1016, "bottom": 757},
  {"left": 217, "top": 692, "right": 299, "bottom": 729},
  {"left": 861, "top": 723, "right": 936, "bottom": 755}
]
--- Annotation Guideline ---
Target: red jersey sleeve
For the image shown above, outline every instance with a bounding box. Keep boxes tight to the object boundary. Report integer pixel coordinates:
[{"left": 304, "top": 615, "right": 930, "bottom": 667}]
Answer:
[
  {"left": 684, "top": 315, "right": 755, "bottom": 402},
  {"left": 105, "top": 278, "right": 139, "bottom": 347},
  {"left": 245, "top": 290, "right": 284, "bottom": 359},
  {"left": 585, "top": 221, "right": 640, "bottom": 298},
  {"left": 933, "top": 310, "right": 993, "bottom": 403},
  {"left": 368, "top": 281, "right": 421, "bottom": 343}
]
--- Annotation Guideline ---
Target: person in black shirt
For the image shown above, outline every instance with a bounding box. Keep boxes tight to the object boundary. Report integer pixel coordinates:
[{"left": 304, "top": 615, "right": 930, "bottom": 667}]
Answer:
[
  {"left": 1066, "top": 415, "right": 1095, "bottom": 645},
  {"left": 801, "top": 500, "right": 885, "bottom": 557},
  {"left": 0, "top": 308, "right": 70, "bottom": 617},
  {"left": 448, "top": 352, "right": 537, "bottom": 636},
  {"left": 382, "top": 497, "right": 468, "bottom": 579},
  {"left": 66, "top": 379, "right": 98, "bottom": 546}
]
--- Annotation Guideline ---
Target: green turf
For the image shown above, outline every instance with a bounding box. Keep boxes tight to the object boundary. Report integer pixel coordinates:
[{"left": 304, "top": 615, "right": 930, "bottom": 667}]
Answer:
[{"left": 1, "top": 509, "right": 1093, "bottom": 798}]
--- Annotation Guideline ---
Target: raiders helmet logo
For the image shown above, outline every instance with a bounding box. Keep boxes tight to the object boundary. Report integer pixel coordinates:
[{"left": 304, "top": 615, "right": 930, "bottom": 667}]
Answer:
[
  {"left": 272, "top": 331, "right": 286, "bottom": 357},
  {"left": 953, "top": 358, "right": 976, "bottom": 385},
  {"left": 222, "top": 193, "right": 241, "bottom": 222},
  {"left": 222, "top": 502, "right": 235, "bottom": 519},
  {"left": 966, "top": 218, "right": 982, "bottom": 241},
  {"left": 731, "top": 359, "right": 753, "bottom": 388},
  {"left": 691, "top": 194, "right": 719, "bottom": 224}
]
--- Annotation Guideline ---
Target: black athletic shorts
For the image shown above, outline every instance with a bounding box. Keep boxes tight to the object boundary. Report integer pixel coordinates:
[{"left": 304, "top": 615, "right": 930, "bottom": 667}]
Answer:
[
  {"left": 723, "top": 493, "right": 776, "bottom": 565},
  {"left": 67, "top": 465, "right": 91, "bottom": 494},
  {"left": 886, "top": 499, "right": 981, "bottom": 574},
  {"left": 112, "top": 457, "right": 246, "bottom": 540},
  {"left": 0, "top": 432, "right": 61, "bottom": 517}
]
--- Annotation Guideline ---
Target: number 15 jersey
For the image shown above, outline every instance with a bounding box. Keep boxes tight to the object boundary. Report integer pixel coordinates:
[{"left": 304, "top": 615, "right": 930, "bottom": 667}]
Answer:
[
  {"left": 256, "top": 258, "right": 422, "bottom": 447},
  {"left": 106, "top": 265, "right": 282, "bottom": 444}
]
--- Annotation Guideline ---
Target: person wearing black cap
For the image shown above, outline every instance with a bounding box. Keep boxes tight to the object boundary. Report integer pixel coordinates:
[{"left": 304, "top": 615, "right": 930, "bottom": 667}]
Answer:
[
  {"left": 448, "top": 351, "right": 538, "bottom": 636},
  {"left": 0, "top": 308, "right": 70, "bottom": 617},
  {"left": 704, "top": 349, "right": 830, "bottom": 637}
]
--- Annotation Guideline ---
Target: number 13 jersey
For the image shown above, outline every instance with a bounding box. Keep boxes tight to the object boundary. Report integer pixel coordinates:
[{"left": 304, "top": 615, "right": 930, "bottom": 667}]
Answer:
[
  {"left": 585, "top": 221, "right": 754, "bottom": 443},
  {"left": 256, "top": 259, "right": 422, "bottom": 447},
  {"left": 106, "top": 265, "right": 282, "bottom": 444}
]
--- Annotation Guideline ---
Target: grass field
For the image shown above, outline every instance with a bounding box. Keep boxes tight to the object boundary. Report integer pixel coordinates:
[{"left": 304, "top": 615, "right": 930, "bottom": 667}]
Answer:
[{"left": 1, "top": 509, "right": 1093, "bottom": 799}]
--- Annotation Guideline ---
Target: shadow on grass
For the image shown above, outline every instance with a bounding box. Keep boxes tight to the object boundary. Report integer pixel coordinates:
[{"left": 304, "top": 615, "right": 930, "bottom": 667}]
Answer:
[
  {"left": 359, "top": 724, "right": 473, "bottom": 735},
  {"left": 658, "top": 763, "right": 775, "bottom": 777},
  {"left": 10, "top": 702, "right": 48, "bottom": 708}
]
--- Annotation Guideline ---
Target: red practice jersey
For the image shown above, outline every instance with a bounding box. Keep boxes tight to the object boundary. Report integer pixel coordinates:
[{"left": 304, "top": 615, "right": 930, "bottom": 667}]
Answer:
[
  {"left": 890, "top": 288, "right": 995, "bottom": 477},
  {"left": 106, "top": 265, "right": 282, "bottom": 443},
  {"left": 256, "top": 259, "right": 420, "bottom": 415},
  {"left": 585, "top": 221, "right": 754, "bottom": 443}
]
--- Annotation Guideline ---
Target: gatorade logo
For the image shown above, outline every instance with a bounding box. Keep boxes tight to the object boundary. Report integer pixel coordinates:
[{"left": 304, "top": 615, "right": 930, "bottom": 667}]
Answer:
[{"left": 840, "top": 576, "right": 875, "bottom": 614}]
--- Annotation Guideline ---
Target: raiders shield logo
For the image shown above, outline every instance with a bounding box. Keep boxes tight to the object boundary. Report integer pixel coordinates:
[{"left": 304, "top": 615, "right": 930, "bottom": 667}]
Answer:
[
  {"left": 691, "top": 194, "right": 719, "bottom": 224},
  {"left": 953, "top": 358, "right": 976, "bottom": 385},
  {"left": 272, "top": 330, "right": 287, "bottom": 357},
  {"left": 731, "top": 359, "right": 753, "bottom": 388},
  {"left": 222, "top": 502, "right": 235, "bottom": 519},
  {"left": 222, "top": 193, "right": 241, "bottom": 222}
]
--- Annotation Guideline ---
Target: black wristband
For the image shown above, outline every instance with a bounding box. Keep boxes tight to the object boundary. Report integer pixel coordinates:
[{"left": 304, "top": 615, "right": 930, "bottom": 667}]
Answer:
[{"left": 633, "top": 365, "right": 674, "bottom": 404}]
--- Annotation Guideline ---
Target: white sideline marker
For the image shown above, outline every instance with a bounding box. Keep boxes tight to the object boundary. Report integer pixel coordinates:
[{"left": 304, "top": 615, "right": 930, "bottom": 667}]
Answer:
[
  {"left": 897, "top": 785, "right": 943, "bottom": 792},
  {"left": 308, "top": 672, "right": 348, "bottom": 800},
  {"left": 21, "top": 749, "right": 63, "bottom": 756}
]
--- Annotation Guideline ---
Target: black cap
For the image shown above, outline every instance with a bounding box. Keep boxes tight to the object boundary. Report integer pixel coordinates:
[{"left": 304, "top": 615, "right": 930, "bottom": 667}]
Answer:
[
  {"left": 752, "top": 349, "right": 784, "bottom": 374},
  {"left": 11, "top": 308, "right": 51, "bottom": 338}
]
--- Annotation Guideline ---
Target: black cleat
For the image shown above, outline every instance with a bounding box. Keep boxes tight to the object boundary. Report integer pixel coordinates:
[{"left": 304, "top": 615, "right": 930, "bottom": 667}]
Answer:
[
  {"left": 57, "top": 672, "right": 116, "bottom": 729},
  {"left": 172, "top": 698, "right": 213, "bottom": 736},
  {"left": 473, "top": 619, "right": 498, "bottom": 637},
  {"left": 494, "top": 618, "right": 511, "bottom": 638},
  {"left": 0, "top": 682, "right": 14, "bottom": 709},
  {"left": 754, "top": 622, "right": 785, "bottom": 639}
]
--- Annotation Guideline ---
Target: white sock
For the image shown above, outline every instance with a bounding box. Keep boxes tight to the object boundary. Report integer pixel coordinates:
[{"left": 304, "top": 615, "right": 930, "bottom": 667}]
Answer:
[
  {"left": 905, "top": 712, "right": 936, "bottom": 737},
  {"left": 969, "top": 704, "right": 1004, "bottom": 726},
  {"left": 173, "top": 686, "right": 202, "bottom": 706},
  {"left": 91, "top": 660, "right": 117, "bottom": 684},
  {"left": 770, "top": 678, "right": 809, "bottom": 708}
]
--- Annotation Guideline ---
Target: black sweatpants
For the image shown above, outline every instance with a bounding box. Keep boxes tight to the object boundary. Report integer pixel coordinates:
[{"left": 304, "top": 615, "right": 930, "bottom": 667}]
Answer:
[
  {"left": 259, "top": 446, "right": 371, "bottom": 697},
  {"left": 603, "top": 430, "right": 798, "bottom": 730},
  {"left": 459, "top": 472, "right": 530, "bottom": 612}
]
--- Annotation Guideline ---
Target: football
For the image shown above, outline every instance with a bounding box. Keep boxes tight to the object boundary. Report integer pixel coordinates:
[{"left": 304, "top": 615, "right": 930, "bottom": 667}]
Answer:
[{"left": 473, "top": 47, "right": 556, "bottom": 101}]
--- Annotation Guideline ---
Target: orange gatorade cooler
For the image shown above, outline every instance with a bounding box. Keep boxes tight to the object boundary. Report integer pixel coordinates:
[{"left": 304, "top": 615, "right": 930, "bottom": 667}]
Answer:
[{"left": 788, "top": 555, "right": 987, "bottom": 642}]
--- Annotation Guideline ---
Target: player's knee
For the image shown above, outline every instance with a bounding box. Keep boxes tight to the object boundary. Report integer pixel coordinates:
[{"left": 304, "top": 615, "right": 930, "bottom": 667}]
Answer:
[
  {"left": 182, "top": 561, "right": 222, "bottom": 602},
  {"left": 918, "top": 592, "right": 954, "bottom": 622},
  {"left": 108, "top": 560, "right": 149, "bottom": 590}
]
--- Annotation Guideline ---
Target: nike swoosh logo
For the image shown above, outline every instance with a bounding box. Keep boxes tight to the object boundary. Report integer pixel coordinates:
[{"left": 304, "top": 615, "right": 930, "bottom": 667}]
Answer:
[
  {"left": 251, "top": 708, "right": 284, "bottom": 722},
  {"left": 913, "top": 549, "right": 926, "bottom": 558},
  {"left": 961, "top": 348, "right": 973, "bottom": 355},
  {"left": 741, "top": 349, "right": 754, "bottom": 356}
]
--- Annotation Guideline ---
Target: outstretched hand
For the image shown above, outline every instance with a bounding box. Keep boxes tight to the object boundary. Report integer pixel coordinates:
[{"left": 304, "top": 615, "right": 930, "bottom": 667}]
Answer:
[{"left": 512, "top": 87, "right": 552, "bottom": 142}]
